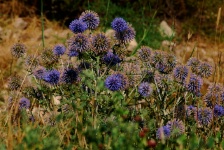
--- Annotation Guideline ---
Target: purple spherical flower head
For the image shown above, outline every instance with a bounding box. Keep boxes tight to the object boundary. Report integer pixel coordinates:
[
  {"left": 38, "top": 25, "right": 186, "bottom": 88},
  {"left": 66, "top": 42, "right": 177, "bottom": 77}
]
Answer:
[
  {"left": 184, "top": 73, "right": 203, "bottom": 96},
  {"left": 8, "top": 75, "right": 22, "bottom": 91},
  {"left": 19, "top": 97, "right": 30, "bottom": 109},
  {"left": 187, "top": 57, "right": 200, "bottom": 73},
  {"left": 91, "top": 33, "right": 110, "bottom": 53},
  {"left": 68, "top": 48, "right": 79, "bottom": 57},
  {"left": 11, "top": 43, "right": 27, "bottom": 58},
  {"left": 138, "top": 82, "right": 152, "bottom": 97},
  {"left": 105, "top": 74, "right": 126, "bottom": 91},
  {"left": 186, "top": 105, "right": 195, "bottom": 117},
  {"left": 103, "top": 51, "right": 121, "bottom": 66},
  {"left": 214, "top": 105, "right": 224, "bottom": 117},
  {"left": 69, "top": 19, "right": 87, "bottom": 34},
  {"left": 79, "top": 10, "right": 100, "bottom": 30},
  {"left": 44, "top": 69, "right": 60, "bottom": 85},
  {"left": 173, "top": 65, "right": 189, "bottom": 83},
  {"left": 115, "top": 24, "right": 136, "bottom": 44},
  {"left": 138, "top": 46, "right": 151, "bottom": 61},
  {"left": 197, "top": 62, "right": 213, "bottom": 78},
  {"left": 67, "top": 33, "right": 90, "bottom": 53},
  {"left": 156, "top": 126, "right": 171, "bottom": 140},
  {"left": 111, "top": 17, "right": 128, "bottom": 32},
  {"left": 166, "top": 119, "right": 185, "bottom": 136},
  {"left": 195, "top": 107, "right": 213, "bottom": 126},
  {"left": 61, "top": 68, "right": 78, "bottom": 84},
  {"left": 53, "top": 44, "right": 66, "bottom": 56},
  {"left": 33, "top": 66, "right": 46, "bottom": 80}
]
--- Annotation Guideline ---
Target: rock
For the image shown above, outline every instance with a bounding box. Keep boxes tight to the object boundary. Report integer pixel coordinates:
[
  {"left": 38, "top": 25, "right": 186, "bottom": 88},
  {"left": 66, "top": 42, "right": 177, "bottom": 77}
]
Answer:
[
  {"left": 127, "top": 39, "right": 138, "bottom": 52},
  {"left": 105, "top": 29, "right": 115, "bottom": 39},
  {"left": 13, "top": 18, "right": 28, "bottom": 30},
  {"left": 159, "top": 20, "right": 175, "bottom": 37}
]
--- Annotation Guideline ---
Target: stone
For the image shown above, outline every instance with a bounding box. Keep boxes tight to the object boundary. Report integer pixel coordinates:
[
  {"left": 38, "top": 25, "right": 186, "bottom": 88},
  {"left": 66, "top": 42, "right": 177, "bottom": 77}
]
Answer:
[
  {"left": 13, "top": 18, "right": 28, "bottom": 30},
  {"left": 159, "top": 20, "right": 175, "bottom": 37}
]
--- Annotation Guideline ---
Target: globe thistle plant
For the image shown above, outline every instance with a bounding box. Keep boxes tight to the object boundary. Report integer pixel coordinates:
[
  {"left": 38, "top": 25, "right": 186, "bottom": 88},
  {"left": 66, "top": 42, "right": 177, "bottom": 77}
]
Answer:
[
  {"left": 186, "top": 105, "right": 196, "bottom": 118},
  {"left": 43, "top": 69, "right": 60, "bottom": 85},
  {"left": 11, "top": 43, "right": 27, "bottom": 58},
  {"left": 19, "top": 97, "right": 30, "bottom": 109},
  {"left": 114, "top": 24, "right": 136, "bottom": 44},
  {"left": 187, "top": 57, "right": 200, "bottom": 73},
  {"left": 33, "top": 66, "right": 46, "bottom": 80},
  {"left": 214, "top": 105, "right": 224, "bottom": 117},
  {"left": 197, "top": 62, "right": 213, "bottom": 78},
  {"left": 204, "top": 84, "right": 223, "bottom": 107},
  {"left": 151, "top": 51, "right": 164, "bottom": 67},
  {"left": 69, "top": 19, "right": 87, "bottom": 34},
  {"left": 67, "top": 47, "right": 79, "bottom": 57},
  {"left": 79, "top": 10, "right": 100, "bottom": 30},
  {"left": 195, "top": 107, "right": 213, "bottom": 126},
  {"left": 53, "top": 44, "right": 66, "bottom": 56},
  {"left": 61, "top": 68, "right": 79, "bottom": 84},
  {"left": 166, "top": 119, "right": 185, "bottom": 136},
  {"left": 111, "top": 17, "right": 128, "bottom": 32},
  {"left": 41, "top": 48, "right": 59, "bottom": 67},
  {"left": 138, "top": 46, "right": 151, "bottom": 62},
  {"left": 25, "top": 55, "right": 39, "bottom": 69},
  {"left": 173, "top": 65, "right": 189, "bottom": 83},
  {"left": 156, "top": 126, "right": 171, "bottom": 140},
  {"left": 67, "top": 33, "right": 90, "bottom": 53},
  {"left": 105, "top": 73, "right": 127, "bottom": 91},
  {"left": 91, "top": 33, "right": 110, "bottom": 54},
  {"left": 138, "top": 82, "right": 152, "bottom": 97},
  {"left": 8, "top": 75, "right": 22, "bottom": 91},
  {"left": 166, "top": 54, "right": 177, "bottom": 70},
  {"left": 184, "top": 73, "right": 203, "bottom": 96},
  {"left": 102, "top": 51, "right": 121, "bottom": 66}
]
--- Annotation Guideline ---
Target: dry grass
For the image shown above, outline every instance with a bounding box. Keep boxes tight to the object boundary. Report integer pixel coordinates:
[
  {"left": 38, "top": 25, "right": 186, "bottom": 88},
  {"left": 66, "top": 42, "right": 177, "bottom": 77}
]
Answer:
[{"left": 0, "top": 16, "right": 71, "bottom": 102}]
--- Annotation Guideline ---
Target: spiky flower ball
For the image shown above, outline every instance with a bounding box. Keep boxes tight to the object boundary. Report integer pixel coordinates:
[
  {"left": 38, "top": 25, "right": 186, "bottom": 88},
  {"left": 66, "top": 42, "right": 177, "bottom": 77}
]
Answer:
[
  {"left": 154, "top": 73, "right": 170, "bottom": 89},
  {"left": 67, "top": 33, "right": 90, "bottom": 53},
  {"left": 103, "top": 51, "right": 121, "bottom": 66},
  {"left": 43, "top": 69, "right": 60, "bottom": 85},
  {"left": 156, "top": 126, "right": 171, "bottom": 140},
  {"left": 186, "top": 105, "right": 196, "bottom": 117},
  {"left": 53, "top": 44, "right": 66, "bottom": 56},
  {"left": 61, "top": 68, "right": 78, "bottom": 84},
  {"left": 214, "top": 105, "right": 224, "bottom": 117},
  {"left": 19, "top": 97, "right": 30, "bottom": 109},
  {"left": 33, "top": 66, "right": 46, "bottom": 80},
  {"left": 11, "top": 43, "right": 27, "bottom": 58},
  {"left": 173, "top": 65, "right": 189, "bottom": 83},
  {"left": 69, "top": 19, "right": 87, "bottom": 34},
  {"left": 79, "top": 10, "right": 100, "bottom": 30},
  {"left": 184, "top": 73, "right": 203, "bottom": 96},
  {"left": 111, "top": 17, "right": 128, "bottom": 32},
  {"left": 197, "top": 62, "right": 213, "bottom": 78},
  {"left": 8, "top": 75, "right": 22, "bottom": 90},
  {"left": 41, "top": 48, "right": 59, "bottom": 67},
  {"left": 25, "top": 55, "right": 39, "bottom": 69},
  {"left": 105, "top": 73, "right": 127, "bottom": 91},
  {"left": 151, "top": 51, "right": 164, "bottom": 67},
  {"left": 166, "top": 119, "right": 185, "bottom": 136},
  {"left": 166, "top": 54, "right": 177, "bottom": 70},
  {"left": 195, "top": 107, "right": 213, "bottom": 126},
  {"left": 138, "top": 82, "right": 152, "bottom": 97},
  {"left": 115, "top": 24, "right": 136, "bottom": 44},
  {"left": 91, "top": 33, "right": 110, "bottom": 54},
  {"left": 204, "top": 84, "right": 223, "bottom": 107},
  {"left": 138, "top": 46, "right": 151, "bottom": 62},
  {"left": 187, "top": 57, "right": 200, "bottom": 73},
  {"left": 68, "top": 47, "right": 79, "bottom": 57}
]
